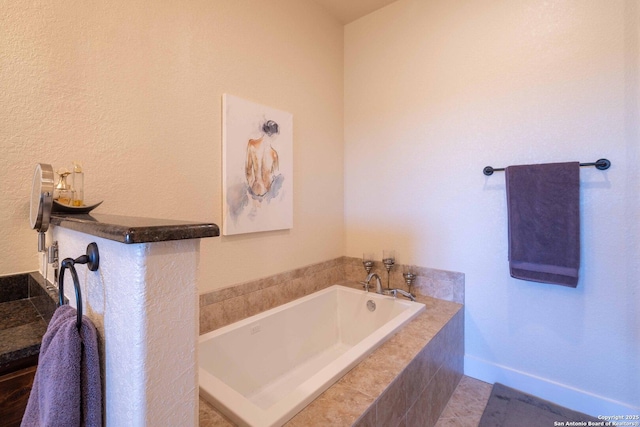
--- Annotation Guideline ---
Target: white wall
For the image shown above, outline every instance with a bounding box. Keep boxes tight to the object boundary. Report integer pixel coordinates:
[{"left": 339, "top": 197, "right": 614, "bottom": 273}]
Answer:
[
  {"left": 345, "top": 0, "right": 639, "bottom": 415},
  {"left": 0, "top": 0, "right": 345, "bottom": 293}
]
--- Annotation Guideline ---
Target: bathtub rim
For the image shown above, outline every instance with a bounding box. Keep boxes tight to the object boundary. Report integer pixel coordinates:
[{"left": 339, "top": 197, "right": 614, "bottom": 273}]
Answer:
[{"left": 198, "top": 284, "right": 425, "bottom": 427}]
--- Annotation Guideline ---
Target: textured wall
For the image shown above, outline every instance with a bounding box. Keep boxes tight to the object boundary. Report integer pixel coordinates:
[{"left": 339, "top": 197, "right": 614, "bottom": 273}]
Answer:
[
  {"left": 0, "top": 0, "right": 345, "bottom": 292},
  {"left": 345, "top": 0, "right": 639, "bottom": 415}
]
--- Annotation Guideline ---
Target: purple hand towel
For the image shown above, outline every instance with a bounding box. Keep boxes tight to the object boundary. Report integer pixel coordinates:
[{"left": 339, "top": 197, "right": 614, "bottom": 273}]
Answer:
[
  {"left": 505, "top": 162, "right": 580, "bottom": 287},
  {"left": 21, "top": 305, "right": 102, "bottom": 427}
]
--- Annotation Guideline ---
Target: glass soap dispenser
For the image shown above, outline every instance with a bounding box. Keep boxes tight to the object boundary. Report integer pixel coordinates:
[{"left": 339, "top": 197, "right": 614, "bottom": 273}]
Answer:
[
  {"left": 54, "top": 168, "right": 73, "bottom": 205},
  {"left": 72, "top": 161, "right": 84, "bottom": 206}
]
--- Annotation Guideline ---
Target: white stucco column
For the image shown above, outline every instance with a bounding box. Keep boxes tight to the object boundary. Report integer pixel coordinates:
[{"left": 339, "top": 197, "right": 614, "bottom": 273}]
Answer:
[{"left": 44, "top": 214, "right": 216, "bottom": 426}]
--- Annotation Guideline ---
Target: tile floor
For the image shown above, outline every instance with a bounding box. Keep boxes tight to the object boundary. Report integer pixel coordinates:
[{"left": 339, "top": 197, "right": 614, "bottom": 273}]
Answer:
[{"left": 434, "top": 375, "right": 493, "bottom": 427}]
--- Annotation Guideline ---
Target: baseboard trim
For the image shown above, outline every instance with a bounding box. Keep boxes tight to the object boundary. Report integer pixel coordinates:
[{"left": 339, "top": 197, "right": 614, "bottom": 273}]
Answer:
[{"left": 464, "top": 355, "right": 639, "bottom": 417}]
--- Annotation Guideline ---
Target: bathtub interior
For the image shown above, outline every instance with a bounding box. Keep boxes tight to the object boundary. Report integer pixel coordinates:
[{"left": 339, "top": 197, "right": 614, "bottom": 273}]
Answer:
[{"left": 200, "top": 289, "right": 340, "bottom": 403}]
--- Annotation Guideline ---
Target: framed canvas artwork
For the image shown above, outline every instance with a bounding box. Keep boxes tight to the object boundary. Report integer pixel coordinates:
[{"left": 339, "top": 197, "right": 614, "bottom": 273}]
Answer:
[{"left": 222, "top": 94, "right": 293, "bottom": 235}]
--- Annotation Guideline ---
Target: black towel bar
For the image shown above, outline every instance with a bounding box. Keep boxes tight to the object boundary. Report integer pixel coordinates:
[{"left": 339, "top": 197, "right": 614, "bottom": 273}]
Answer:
[
  {"left": 483, "top": 158, "right": 611, "bottom": 176},
  {"left": 58, "top": 243, "right": 100, "bottom": 331}
]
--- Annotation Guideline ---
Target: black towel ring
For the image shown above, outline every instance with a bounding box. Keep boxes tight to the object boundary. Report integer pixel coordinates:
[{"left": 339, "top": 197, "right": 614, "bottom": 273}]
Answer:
[{"left": 58, "top": 243, "right": 100, "bottom": 331}]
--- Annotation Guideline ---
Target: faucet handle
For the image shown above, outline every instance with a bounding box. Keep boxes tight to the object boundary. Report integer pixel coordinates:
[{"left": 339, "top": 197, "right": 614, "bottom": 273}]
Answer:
[
  {"left": 388, "top": 288, "right": 417, "bottom": 302},
  {"left": 358, "top": 281, "right": 370, "bottom": 292}
]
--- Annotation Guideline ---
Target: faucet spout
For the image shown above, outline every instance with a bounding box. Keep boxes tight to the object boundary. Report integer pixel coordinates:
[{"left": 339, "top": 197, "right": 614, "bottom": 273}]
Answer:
[{"left": 365, "top": 272, "right": 384, "bottom": 294}]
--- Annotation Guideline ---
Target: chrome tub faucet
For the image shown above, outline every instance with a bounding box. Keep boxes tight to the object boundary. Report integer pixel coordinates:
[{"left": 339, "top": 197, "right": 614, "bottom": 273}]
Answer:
[
  {"left": 363, "top": 272, "right": 383, "bottom": 294},
  {"left": 361, "top": 272, "right": 416, "bottom": 301}
]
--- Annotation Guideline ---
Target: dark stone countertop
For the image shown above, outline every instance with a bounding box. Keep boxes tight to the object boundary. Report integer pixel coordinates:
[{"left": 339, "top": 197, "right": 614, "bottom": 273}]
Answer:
[
  {"left": 0, "top": 272, "right": 57, "bottom": 375},
  {"left": 50, "top": 213, "right": 220, "bottom": 244}
]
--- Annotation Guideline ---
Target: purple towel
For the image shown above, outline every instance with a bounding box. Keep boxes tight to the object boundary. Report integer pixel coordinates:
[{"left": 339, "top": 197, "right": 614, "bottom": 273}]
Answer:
[
  {"left": 21, "top": 305, "right": 102, "bottom": 427},
  {"left": 505, "top": 162, "right": 580, "bottom": 287}
]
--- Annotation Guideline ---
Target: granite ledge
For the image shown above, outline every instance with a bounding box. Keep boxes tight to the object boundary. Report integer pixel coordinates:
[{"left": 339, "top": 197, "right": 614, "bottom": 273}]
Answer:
[
  {"left": 51, "top": 213, "right": 220, "bottom": 244},
  {"left": 0, "top": 272, "right": 58, "bottom": 375}
]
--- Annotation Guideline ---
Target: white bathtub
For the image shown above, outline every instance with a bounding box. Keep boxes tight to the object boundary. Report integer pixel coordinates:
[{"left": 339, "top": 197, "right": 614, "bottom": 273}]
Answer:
[{"left": 199, "top": 284, "right": 425, "bottom": 427}]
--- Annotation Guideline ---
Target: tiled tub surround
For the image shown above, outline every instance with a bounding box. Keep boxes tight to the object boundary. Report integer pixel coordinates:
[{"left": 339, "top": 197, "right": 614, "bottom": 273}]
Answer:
[
  {"left": 200, "top": 285, "right": 426, "bottom": 426},
  {"left": 199, "top": 257, "right": 464, "bottom": 426},
  {"left": 200, "top": 256, "right": 464, "bottom": 335}
]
